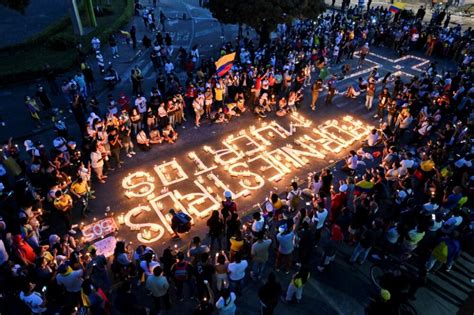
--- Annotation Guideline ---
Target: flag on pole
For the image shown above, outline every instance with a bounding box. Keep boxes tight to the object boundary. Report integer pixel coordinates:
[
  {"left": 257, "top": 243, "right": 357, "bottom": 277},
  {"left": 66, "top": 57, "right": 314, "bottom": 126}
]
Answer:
[
  {"left": 389, "top": 2, "right": 406, "bottom": 14},
  {"left": 215, "top": 52, "right": 236, "bottom": 77}
]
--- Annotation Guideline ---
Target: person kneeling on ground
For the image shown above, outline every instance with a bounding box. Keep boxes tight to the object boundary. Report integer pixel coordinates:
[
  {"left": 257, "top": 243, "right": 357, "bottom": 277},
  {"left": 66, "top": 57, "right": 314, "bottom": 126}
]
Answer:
[
  {"left": 169, "top": 208, "right": 192, "bottom": 239},
  {"left": 344, "top": 85, "right": 361, "bottom": 98},
  {"left": 149, "top": 129, "right": 162, "bottom": 144}
]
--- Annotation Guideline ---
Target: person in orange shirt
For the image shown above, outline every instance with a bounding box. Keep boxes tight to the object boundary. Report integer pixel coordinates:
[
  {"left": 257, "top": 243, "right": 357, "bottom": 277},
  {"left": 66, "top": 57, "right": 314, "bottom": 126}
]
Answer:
[{"left": 54, "top": 190, "right": 76, "bottom": 234}]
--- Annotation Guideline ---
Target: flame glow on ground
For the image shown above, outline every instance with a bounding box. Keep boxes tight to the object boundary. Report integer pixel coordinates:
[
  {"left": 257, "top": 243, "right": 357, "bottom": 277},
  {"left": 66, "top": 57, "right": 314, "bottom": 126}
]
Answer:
[{"left": 117, "top": 114, "right": 374, "bottom": 243}]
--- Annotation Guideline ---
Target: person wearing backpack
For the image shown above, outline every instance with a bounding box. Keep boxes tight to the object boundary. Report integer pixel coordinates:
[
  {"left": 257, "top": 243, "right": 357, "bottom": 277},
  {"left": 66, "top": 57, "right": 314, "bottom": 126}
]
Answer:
[
  {"left": 287, "top": 182, "right": 302, "bottom": 212},
  {"left": 169, "top": 209, "right": 191, "bottom": 239},
  {"left": 171, "top": 252, "right": 194, "bottom": 301}
]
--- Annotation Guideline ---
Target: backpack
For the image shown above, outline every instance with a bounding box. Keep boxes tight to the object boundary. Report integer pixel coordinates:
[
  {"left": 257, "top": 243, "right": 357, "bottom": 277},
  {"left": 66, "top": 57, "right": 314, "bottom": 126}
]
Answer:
[
  {"left": 175, "top": 212, "right": 191, "bottom": 233},
  {"left": 174, "top": 262, "right": 189, "bottom": 281},
  {"left": 290, "top": 191, "right": 302, "bottom": 209}
]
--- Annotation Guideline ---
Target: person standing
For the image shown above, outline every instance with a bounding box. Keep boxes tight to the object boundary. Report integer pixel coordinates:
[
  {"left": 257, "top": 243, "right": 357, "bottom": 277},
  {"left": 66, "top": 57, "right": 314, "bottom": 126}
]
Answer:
[
  {"left": 358, "top": 43, "right": 370, "bottom": 69},
  {"left": 284, "top": 267, "right": 310, "bottom": 303},
  {"left": 227, "top": 252, "right": 247, "bottom": 296},
  {"left": 325, "top": 75, "right": 336, "bottom": 106},
  {"left": 109, "top": 34, "right": 119, "bottom": 58},
  {"left": 130, "top": 25, "right": 137, "bottom": 50},
  {"left": 53, "top": 190, "right": 76, "bottom": 235},
  {"left": 258, "top": 272, "right": 282, "bottom": 315},
  {"left": 207, "top": 210, "right": 225, "bottom": 251},
  {"left": 146, "top": 266, "right": 171, "bottom": 314},
  {"left": 171, "top": 252, "right": 194, "bottom": 301},
  {"left": 313, "top": 201, "right": 328, "bottom": 246},
  {"left": 251, "top": 234, "right": 272, "bottom": 280},
  {"left": 365, "top": 78, "right": 376, "bottom": 111},
  {"left": 310, "top": 79, "right": 322, "bottom": 110},
  {"left": 275, "top": 224, "right": 295, "bottom": 273},
  {"left": 90, "top": 142, "right": 107, "bottom": 183}
]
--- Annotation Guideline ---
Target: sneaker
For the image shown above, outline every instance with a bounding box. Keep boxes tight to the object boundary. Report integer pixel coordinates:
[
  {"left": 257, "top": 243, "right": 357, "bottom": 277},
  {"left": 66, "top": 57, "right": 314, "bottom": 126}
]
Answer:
[
  {"left": 119, "top": 161, "right": 124, "bottom": 164},
  {"left": 131, "top": 151, "right": 136, "bottom": 155},
  {"left": 68, "top": 229, "right": 77, "bottom": 235},
  {"left": 108, "top": 168, "right": 115, "bottom": 171},
  {"left": 275, "top": 269, "right": 280, "bottom": 272},
  {"left": 127, "top": 153, "right": 132, "bottom": 158},
  {"left": 317, "top": 266, "right": 325, "bottom": 272}
]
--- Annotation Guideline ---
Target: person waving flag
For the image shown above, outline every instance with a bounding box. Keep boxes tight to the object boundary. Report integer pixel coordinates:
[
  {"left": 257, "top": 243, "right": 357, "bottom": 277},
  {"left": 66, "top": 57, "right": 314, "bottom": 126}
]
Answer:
[{"left": 215, "top": 52, "right": 236, "bottom": 77}]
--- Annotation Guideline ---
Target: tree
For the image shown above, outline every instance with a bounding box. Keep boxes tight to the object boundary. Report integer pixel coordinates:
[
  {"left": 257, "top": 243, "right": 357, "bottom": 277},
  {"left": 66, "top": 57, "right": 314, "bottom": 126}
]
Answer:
[{"left": 208, "top": 0, "right": 325, "bottom": 45}]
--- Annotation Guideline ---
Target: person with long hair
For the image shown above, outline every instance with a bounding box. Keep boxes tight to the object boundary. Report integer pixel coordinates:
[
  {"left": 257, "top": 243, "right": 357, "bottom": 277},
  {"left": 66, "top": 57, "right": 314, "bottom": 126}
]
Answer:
[
  {"left": 207, "top": 210, "right": 224, "bottom": 251},
  {"left": 215, "top": 288, "right": 237, "bottom": 315}
]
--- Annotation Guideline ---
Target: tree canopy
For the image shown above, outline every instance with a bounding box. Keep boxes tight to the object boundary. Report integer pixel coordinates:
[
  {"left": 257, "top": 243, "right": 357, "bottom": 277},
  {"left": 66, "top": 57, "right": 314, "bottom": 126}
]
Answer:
[{"left": 208, "top": 0, "right": 325, "bottom": 43}]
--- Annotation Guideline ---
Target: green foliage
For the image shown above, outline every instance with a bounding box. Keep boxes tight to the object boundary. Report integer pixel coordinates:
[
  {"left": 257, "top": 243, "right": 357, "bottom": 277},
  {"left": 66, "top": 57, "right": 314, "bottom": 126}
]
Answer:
[
  {"left": 208, "top": 0, "right": 326, "bottom": 43},
  {"left": 48, "top": 33, "right": 77, "bottom": 51},
  {"left": 0, "top": 0, "right": 30, "bottom": 14},
  {"left": 0, "top": 0, "right": 134, "bottom": 85}
]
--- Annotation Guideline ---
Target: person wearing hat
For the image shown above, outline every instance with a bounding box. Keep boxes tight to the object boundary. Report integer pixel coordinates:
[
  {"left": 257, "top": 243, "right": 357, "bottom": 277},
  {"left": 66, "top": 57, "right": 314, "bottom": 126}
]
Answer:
[{"left": 221, "top": 191, "right": 237, "bottom": 223}]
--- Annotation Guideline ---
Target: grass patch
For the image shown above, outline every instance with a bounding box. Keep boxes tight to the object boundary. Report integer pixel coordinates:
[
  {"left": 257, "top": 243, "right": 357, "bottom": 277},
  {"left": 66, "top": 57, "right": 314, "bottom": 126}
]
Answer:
[{"left": 0, "top": 0, "right": 134, "bottom": 85}]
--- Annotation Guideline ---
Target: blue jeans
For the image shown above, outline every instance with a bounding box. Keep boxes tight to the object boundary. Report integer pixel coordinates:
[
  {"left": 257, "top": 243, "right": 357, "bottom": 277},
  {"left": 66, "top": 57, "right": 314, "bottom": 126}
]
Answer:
[
  {"left": 229, "top": 277, "right": 244, "bottom": 295},
  {"left": 252, "top": 261, "right": 266, "bottom": 279},
  {"left": 350, "top": 242, "right": 371, "bottom": 264}
]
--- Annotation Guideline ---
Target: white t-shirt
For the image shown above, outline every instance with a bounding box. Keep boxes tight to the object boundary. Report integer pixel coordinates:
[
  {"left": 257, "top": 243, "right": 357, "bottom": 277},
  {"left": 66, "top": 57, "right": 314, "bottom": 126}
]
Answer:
[
  {"left": 20, "top": 291, "right": 46, "bottom": 314},
  {"left": 347, "top": 155, "right": 358, "bottom": 170},
  {"left": 56, "top": 269, "right": 84, "bottom": 292},
  {"left": 216, "top": 292, "right": 237, "bottom": 314},
  {"left": 90, "top": 151, "right": 103, "bottom": 169},
  {"left": 252, "top": 217, "right": 265, "bottom": 233},
  {"left": 135, "top": 97, "right": 147, "bottom": 113},
  {"left": 228, "top": 260, "right": 248, "bottom": 281},
  {"left": 313, "top": 209, "right": 328, "bottom": 229},
  {"left": 367, "top": 133, "right": 379, "bottom": 147},
  {"left": 140, "top": 260, "right": 160, "bottom": 277}
]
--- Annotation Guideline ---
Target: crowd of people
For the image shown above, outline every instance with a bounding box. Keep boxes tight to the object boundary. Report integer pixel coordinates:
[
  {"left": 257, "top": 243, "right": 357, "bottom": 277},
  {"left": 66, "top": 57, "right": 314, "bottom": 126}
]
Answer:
[{"left": 0, "top": 1, "right": 473, "bottom": 315}]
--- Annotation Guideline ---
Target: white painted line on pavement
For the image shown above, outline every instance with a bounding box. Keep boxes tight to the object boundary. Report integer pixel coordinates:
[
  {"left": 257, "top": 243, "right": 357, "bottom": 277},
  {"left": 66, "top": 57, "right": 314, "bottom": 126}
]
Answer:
[{"left": 306, "top": 279, "right": 348, "bottom": 315}]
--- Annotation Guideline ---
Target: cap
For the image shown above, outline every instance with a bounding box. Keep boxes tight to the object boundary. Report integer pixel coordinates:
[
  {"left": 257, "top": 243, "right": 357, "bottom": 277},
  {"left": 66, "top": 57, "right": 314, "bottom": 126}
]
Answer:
[{"left": 24, "top": 140, "right": 34, "bottom": 151}]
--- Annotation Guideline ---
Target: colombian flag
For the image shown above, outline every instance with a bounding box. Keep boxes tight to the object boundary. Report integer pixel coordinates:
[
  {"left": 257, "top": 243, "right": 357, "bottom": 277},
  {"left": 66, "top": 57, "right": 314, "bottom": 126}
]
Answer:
[
  {"left": 389, "top": 2, "right": 406, "bottom": 14},
  {"left": 215, "top": 52, "right": 236, "bottom": 77}
]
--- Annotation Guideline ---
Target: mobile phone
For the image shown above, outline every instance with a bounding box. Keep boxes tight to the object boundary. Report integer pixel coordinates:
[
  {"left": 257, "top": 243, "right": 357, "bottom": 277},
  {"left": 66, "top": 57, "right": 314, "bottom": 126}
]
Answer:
[
  {"left": 431, "top": 214, "right": 436, "bottom": 220},
  {"left": 305, "top": 202, "right": 311, "bottom": 206},
  {"left": 42, "top": 286, "right": 47, "bottom": 293}
]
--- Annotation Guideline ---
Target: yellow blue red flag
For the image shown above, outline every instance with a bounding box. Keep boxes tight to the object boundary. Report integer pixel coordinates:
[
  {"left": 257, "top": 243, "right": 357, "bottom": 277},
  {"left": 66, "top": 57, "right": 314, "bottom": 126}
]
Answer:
[
  {"left": 389, "top": 2, "right": 406, "bottom": 14},
  {"left": 215, "top": 52, "right": 236, "bottom": 77}
]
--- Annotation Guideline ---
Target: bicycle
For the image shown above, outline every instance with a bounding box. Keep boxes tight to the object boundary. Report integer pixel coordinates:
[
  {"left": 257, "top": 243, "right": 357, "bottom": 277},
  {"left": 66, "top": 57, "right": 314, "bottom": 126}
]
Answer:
[{"left": 369, "top": 255, "right": 418, "bottom": 315}]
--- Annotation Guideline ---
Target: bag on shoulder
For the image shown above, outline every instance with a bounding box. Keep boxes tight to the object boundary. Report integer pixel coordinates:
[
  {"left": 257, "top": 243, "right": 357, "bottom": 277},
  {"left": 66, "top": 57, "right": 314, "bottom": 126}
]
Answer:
[{"left": 175, "top": 212, "right": 191, "bottom": 233}]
